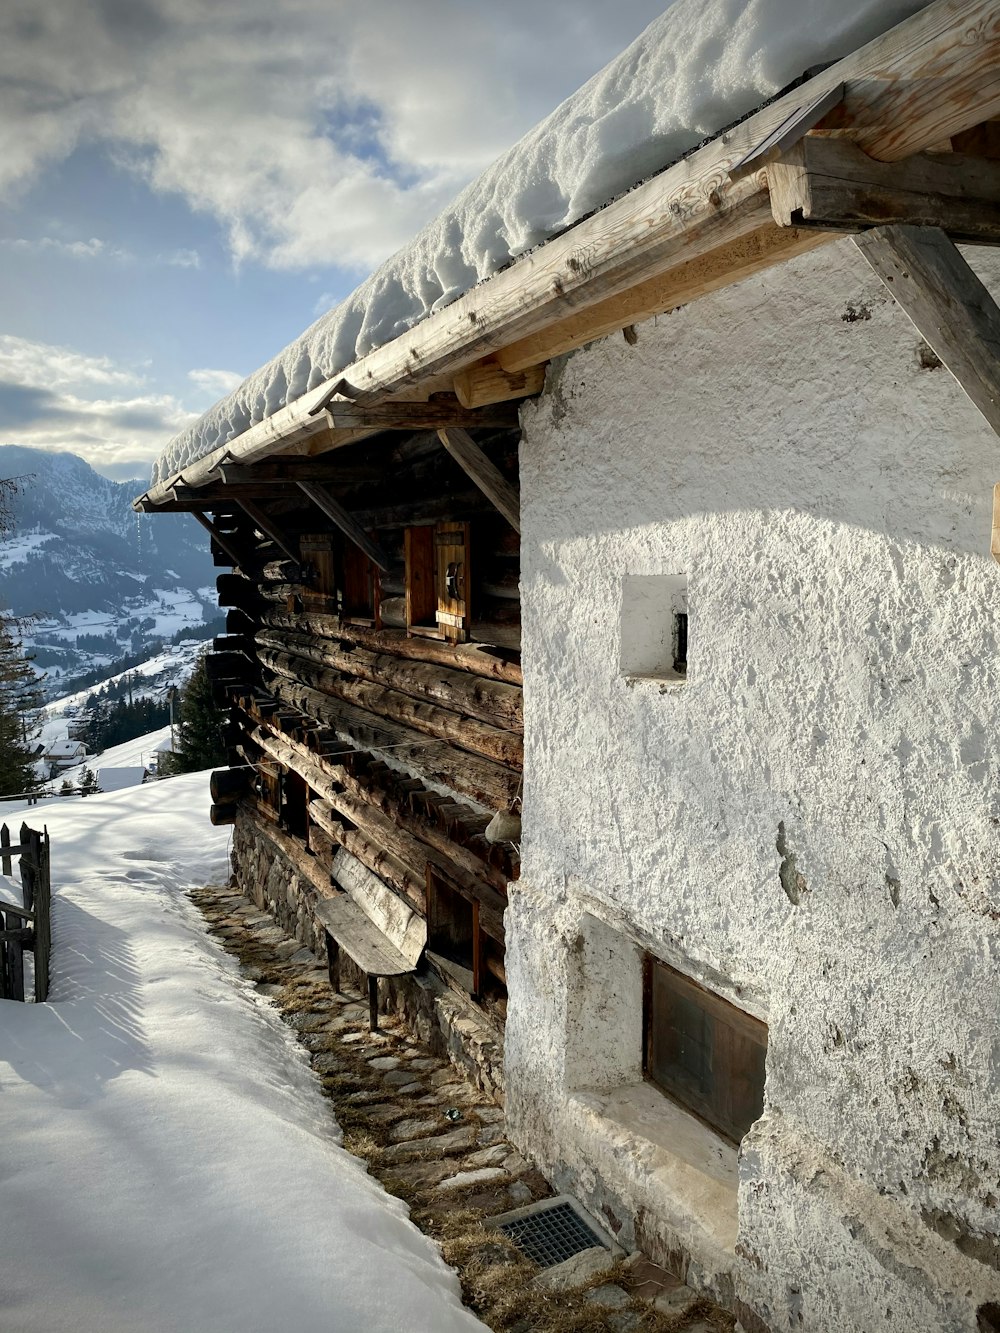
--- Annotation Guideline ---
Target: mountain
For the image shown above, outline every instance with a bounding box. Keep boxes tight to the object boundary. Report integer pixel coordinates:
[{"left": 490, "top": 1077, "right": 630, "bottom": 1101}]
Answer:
[{"left": 0, "top": 446, "right": 218, "bottom": 695}]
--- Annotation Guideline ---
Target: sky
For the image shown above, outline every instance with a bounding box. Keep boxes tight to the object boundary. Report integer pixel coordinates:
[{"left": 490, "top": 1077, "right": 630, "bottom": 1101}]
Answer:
[{"left": 0, "top": 0, "right": 669, "bottom": 483}]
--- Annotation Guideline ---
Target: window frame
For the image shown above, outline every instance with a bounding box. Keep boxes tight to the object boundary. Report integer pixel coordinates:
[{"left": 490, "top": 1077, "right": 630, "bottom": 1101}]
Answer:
[{"left": 642, "top": 954, "right": 766, "bottom": 1145}]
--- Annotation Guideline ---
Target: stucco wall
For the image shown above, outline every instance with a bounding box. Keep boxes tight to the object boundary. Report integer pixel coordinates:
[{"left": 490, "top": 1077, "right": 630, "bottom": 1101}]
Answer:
[{"left": 507, "top": 236, "right": 1000, "bottom": 1332}]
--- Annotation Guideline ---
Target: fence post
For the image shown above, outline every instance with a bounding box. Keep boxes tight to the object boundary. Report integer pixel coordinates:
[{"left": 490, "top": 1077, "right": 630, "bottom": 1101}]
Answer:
[
  {"left": 1, "top": 823, "right": 10, "bottom": 877},
  {"left": 34, "top": 828, "right": 50, "bottom": 1003}
]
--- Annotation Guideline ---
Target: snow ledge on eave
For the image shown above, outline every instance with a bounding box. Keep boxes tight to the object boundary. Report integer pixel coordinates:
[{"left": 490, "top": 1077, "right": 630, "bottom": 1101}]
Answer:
[{"left": 151, "top": 0, "right": 930, "bottom": 487}]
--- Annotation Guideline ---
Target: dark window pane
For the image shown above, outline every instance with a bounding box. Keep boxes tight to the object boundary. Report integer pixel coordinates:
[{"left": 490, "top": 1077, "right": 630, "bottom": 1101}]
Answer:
[{"left": 645, "top": 956, "right": 766, "bottom": 1144}]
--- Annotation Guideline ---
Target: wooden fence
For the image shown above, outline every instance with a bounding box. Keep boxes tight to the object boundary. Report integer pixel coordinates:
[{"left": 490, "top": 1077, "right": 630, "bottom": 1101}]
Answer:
[{"left": 0, "top": 823, "right": 51, "bottom": 1003}]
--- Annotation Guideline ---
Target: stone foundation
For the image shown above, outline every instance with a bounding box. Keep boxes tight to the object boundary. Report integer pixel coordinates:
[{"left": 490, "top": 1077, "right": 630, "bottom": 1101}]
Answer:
[{"left": 231, "top": 810, "right": 505, "bottom": 1102}]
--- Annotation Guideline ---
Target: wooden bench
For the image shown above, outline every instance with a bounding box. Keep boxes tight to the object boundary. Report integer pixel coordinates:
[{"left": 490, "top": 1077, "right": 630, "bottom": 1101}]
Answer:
[{"left": 314, "top": 894, "right": 417, "bottom": 1032}]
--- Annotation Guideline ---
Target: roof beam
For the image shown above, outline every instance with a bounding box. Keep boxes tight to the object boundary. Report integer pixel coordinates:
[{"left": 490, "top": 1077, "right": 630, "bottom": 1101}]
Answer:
[
  {"left": 437, "top": 428, "right": 521, "bottom": 534},
  {"left": 235, "top": 499, "right": 301, "bottom": 564},
  {"left": 295, "top": 481, "right": 391, "bottom": 571},
  {"left": 853, "top": 223, "right": 1000, "bottom": 442},
  {"left": 768, "top": 136, "right": 1000, "bottom": 241},
  {"left": 310, "top": 394, "right": 519, "bottom": 429},
  {"left": 190, "top": 510, "right": 249, "bottom": 567}
]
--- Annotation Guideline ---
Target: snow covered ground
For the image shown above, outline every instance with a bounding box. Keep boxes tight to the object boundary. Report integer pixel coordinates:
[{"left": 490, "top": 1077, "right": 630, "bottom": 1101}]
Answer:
[
  {"left": 0, "top": 771, "right": 484, "bottom": 1333},
  {"left": 153, "top": 0, "right": 929, "bottom": 483}
]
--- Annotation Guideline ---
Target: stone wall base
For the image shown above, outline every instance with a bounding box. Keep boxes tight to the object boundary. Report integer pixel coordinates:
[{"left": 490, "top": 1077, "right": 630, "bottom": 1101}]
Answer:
[{"left": 231, "top": 810, "right": 505, "bottom": 1102}]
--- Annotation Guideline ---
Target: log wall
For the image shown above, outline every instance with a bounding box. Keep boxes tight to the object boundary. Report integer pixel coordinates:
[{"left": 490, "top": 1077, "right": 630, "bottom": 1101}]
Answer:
[{"left": 205, "top": 425, "right": 522, "bottom": 1039}]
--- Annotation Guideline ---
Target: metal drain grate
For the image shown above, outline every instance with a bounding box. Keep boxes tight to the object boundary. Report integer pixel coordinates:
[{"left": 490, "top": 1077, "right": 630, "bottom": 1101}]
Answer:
[{"left": 497, "top": 1200, "right": 608, "bottom": 1268}]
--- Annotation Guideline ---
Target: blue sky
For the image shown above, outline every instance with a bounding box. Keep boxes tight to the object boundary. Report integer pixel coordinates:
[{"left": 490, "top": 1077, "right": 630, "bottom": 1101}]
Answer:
[{"left": 0, "top": 1, "right": 668, "bottom": 482}]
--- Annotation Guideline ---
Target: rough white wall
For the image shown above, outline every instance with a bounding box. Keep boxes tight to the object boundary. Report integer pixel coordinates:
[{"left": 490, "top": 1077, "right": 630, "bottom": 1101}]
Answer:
[{"left": 508, "top": 236, "right": 1000, "bottom": 1332}]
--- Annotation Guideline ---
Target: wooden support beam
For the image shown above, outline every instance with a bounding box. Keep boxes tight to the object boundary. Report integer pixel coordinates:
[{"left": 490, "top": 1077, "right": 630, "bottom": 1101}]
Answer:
[
  {"left": 295, "top": 481, "right": 390, "bottom": 571},
  {"left": 494, "top": 222, "right": 826, "bottom": 372},
  {"left": 437, "top": 428, "right": 521, "bottom": 534},
  {"left": 191, "top": 510, "right": 248, "bottom": 567},
  {"left": 311, "top": 394, "right": 519, "bottom": 430},
  {"left": 853, "top": 224, "right": 1000, "bottom": 440},
  {"left": 452, "top": 360, "right": 546, "bottom": 409},
  {"left": 768, "top": 137, "right": 1000, "bottom": 241},
  {"left": 236, "top": 498, "right": 300, "bottom": 563}
]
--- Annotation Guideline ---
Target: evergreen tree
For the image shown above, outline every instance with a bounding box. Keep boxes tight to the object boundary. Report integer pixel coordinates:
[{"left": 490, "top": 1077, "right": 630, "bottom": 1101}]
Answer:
[
  {"left": 79, "top": 768, "right": 99, "bottom": 797},
  {"left": 0, "top": 478, "right": 43, "bottom": 798},
  {"left": 164, "top": 652, "right": 226, "bottom": 774}
]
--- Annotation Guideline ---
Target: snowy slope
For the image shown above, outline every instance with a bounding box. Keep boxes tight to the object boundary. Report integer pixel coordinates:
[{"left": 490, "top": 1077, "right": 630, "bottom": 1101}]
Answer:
[
  {"left": 153, "top": 0, "right": 929, "bottom": 483},
  {"left": 0, "top": 446, "right": 216, "bottom": 690},
  {"left": 0, "top": 773, "right": 485, "bottom": 1333}
]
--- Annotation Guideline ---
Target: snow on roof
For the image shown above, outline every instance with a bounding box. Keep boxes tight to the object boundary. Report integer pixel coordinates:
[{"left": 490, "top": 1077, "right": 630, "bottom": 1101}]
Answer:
[
  {"left": 45, "top": 739, "right": 86, "bottom": 758},
  {"left": 96, "top": 766, "right": 148, "bottom": 790},
  {"left": 0, "top": 773, "right": 484, "bottom": 1332},
  {"left": 152, "top": 0, "right": 929, "bottom": 486}
]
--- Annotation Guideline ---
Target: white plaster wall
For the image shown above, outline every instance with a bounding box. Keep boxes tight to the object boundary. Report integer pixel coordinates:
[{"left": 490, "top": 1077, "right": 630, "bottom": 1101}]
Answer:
[{"left": 508, "top": 236, "right": 1000, "bottom": 1332}]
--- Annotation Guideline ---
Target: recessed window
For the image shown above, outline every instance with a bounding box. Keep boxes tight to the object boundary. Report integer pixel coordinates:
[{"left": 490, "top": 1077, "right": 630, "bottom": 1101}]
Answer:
[
  {"left": 620, "top": 575, "right": 688, "bottom": 681},
  {"left": 425, "top": 865, "right": 506, "bottom": 1006},
  {"left": 643, "top": 956, "right": 766, "bottom": 1144},
  {"left": 405, "top": 522, "right": 471, "bottom": 642}
]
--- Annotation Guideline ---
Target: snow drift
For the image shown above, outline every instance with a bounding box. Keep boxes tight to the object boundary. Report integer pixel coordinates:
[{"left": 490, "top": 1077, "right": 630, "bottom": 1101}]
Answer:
[{"left": 0, "top": 773, "right": 484, "bottom": 1333}]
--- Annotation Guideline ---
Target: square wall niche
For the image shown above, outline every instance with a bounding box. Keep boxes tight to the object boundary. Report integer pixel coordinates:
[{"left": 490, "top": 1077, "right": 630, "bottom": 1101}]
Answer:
[{"left": 620, "top": 575, "right": 688, "bottom": 682}]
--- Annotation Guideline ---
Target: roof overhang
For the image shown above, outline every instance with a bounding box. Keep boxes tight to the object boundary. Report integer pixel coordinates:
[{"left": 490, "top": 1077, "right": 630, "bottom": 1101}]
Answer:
[{"left": 136, "top": 0, "right": 1000, "bottom": 512}]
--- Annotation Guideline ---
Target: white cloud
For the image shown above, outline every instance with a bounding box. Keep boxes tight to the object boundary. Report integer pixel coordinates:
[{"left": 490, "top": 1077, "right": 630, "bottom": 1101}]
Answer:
[
  {"left": 0, "top": 334, "right": 141, "bottom": 392},
  {"left": 0, "top": 335, "right": 197, "bottom": 478},
  {"left": 0, "top": 0, "right": 668, "bottom": 272},
  {"left": 188, "top": 367, "right": 243, "bottom": 398},
  {"left": 0, "top": 235, "right": 128, "bottom": 260},
  {"left": 162, "top": 247, "right": 201, "bottom": 268}
]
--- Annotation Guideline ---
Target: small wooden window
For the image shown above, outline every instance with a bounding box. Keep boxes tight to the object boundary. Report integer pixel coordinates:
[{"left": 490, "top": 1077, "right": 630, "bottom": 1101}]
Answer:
[
  {"left": 643, "top": 957, "right": 766, "bottom": 1144},
  {"left": 280, "top": 768, "right": 310, "bottom": 839},
  {"left": 424, "top": 864, "right": 508, "bottom": 1006},
  {"left": 405, "top": 522, "right": 471, "bottom": 642},
  {"left": 300, "top": 534, "right": 337, "bottom": 611},
  {"left": 340, "top": 540, "right": 380, "bottom": 626},
  {"left": 426, "top": 866, "right": 481, "bottom": 997}
]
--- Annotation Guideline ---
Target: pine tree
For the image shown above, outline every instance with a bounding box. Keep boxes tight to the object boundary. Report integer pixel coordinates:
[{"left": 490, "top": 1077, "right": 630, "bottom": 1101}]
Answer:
[
  {"left": 79, "top": 768, "right": 99, "bottom": 797},
  {"left": 164, "top": 651, "right": 226, "bottom": 774},
  {"left": 0, "top": 474, "right": 43, "bottom": 797},
  {"left": 0, "top": 619, "right": 42, "bottom": 797}
]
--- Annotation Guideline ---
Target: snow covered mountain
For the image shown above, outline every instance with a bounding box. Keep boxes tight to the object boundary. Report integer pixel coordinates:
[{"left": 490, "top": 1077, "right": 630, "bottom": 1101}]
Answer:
[{"left": 0, "top": 445, "right": 217, "bottom": 693}]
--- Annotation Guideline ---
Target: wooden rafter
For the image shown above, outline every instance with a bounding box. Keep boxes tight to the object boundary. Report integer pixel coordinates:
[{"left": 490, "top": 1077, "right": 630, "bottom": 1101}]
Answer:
[
  {"left": 296, "top": 481, "right": 390, "bottom": 571},
  {"left": 437, "top": 428, "right": 521, "bottom": 534},
  {"left": 190, "top": 510, "right": 248, "bottom": 567},
  {"left": 235, "top": 498, "right": 300, "bottom": 564},
  {"left": 853, "top": 223, "right": 1000, "bottom": 441},
  {"left": 768, "top": 136, "right": 1000, "bottom": 240},
  {"left": 309, "top": 395, "right": 519, "bottom": 429}
]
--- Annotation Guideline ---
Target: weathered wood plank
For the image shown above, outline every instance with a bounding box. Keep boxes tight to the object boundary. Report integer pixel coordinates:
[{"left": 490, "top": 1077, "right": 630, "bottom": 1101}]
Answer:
[
  {"left": 308, "top": 800, "right": 425, "bottom": 911},
  {"left": 313, "top": 893, "right": 415, "bottom": 976},
  {"left": 251, "top": 723, "right": 511, "bottom": 892},
  {"left": 437, "top": 428, "right": 521, "bottom": 534},
  {"left": 452, "top": 360, "right": 546, "bottom": 409},
  {"left": 296, "top": 481, "right": 390, "bottom": 571},
  {"left": 853, "top": 223, "right": 1000, "bottom": 440},
  {"left": 769, "top": 137, "right": 1000, "bottom": 240},
  {"left": 311, "top": 395, "right": 519, "bottom": 430}
]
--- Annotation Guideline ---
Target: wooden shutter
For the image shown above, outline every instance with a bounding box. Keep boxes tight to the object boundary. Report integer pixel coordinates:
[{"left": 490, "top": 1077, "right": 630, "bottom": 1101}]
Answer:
[
  {"left": 644, "top": 957, "right": 766, "bottom": 1144},
  {"left": 435, "top": 522, "right": 471, "bottom": 642}
]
